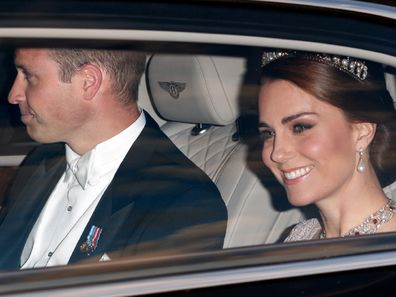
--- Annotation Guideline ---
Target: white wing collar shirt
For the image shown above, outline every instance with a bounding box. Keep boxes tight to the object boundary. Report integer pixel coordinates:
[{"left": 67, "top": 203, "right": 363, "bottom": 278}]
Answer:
[{"left": 20, "top": 111, "right": 146, "bottom": 269}]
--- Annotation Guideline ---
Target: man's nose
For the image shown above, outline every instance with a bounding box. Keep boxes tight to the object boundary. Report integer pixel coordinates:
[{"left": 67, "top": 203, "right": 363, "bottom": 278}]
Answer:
[
  {"left": 8, "top": 78, "right": 26, "bottom": 105},
  {"left": 270, "top": 135, "right": 294, "bottom": 164}
]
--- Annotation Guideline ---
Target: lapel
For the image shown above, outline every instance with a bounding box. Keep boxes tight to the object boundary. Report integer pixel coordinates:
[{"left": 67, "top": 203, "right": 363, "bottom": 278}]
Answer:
[
  {"left": 70, "top": 112, "right": 162, "bottom": 263},
  {"left": 0, "top": 143, "right": 66, "bottom": 269}
]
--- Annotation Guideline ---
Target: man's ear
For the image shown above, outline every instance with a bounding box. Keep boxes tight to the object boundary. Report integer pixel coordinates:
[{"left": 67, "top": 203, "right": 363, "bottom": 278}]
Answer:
[
  {"left": 354, "top": 122, "right": 377, "bottom": 150},
  {"left": 78, "top": 64, "right": 102, "bottom": 100}
]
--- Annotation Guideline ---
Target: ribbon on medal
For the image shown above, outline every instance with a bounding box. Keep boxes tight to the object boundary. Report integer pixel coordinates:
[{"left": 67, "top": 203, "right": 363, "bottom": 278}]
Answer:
[{"left": 80, "top": 225, "right": 103, "bottom": 256}]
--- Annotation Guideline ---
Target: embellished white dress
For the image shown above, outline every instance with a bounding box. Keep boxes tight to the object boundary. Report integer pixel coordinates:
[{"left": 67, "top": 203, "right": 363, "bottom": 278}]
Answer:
[{"left": 284, "top": 218, "right": 322, "bottom": 242}]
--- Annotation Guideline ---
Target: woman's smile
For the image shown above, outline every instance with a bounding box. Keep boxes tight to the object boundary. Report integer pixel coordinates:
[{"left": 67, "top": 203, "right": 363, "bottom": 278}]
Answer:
[{"left": 282, "top": 165, "right": 314, "bottom": 183}]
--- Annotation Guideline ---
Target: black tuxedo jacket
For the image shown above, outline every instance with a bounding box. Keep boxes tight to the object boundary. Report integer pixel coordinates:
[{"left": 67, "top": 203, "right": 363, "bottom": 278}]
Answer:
[{"left": 0, "top": 113, "right": 227, "bottom": 270}]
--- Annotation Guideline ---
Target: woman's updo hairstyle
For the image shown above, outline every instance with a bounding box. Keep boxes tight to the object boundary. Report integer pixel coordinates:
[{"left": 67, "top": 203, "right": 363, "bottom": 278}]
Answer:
[{"left": 260, "top": 50, "right": 396, "bottom": 176}]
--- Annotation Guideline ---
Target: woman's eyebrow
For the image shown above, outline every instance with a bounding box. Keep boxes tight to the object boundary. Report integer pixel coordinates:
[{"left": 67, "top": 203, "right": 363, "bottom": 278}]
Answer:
[
  {"left": 258, "top": 122, "right": 270, "bottom": 128},
  {"left": 258, "top": 112, "right": 318, "bottom": 128},
  {"left": 281, "top": 112, "right": 318, "bottom": 124}
]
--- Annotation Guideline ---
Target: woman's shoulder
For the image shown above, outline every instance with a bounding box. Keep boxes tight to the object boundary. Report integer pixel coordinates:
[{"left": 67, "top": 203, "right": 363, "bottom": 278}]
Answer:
[{"left": 284, "top": 218, "right": 322, "bottom": 242}]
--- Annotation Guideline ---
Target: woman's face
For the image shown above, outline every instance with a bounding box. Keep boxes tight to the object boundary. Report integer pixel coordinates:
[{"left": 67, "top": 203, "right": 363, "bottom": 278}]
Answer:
[{"left": 258, "top": 79, "right": 360, "bottom": 206}]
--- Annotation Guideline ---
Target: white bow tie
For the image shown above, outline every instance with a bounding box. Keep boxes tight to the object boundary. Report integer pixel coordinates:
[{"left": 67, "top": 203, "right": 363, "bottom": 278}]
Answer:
[{"left": 65, "top": 150, "right": 95, "bottom": 189}]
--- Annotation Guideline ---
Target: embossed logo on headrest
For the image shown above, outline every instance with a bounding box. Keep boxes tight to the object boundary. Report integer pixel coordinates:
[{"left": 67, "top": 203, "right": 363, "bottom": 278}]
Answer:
[{"left": 158, "top": 81, "right": 186, "bottom": 99}]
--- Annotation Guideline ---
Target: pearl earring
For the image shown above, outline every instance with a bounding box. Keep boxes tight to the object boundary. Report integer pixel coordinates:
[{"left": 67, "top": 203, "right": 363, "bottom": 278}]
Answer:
[{"left": 357, "top": 148, "right": 365, "bottom": 173}]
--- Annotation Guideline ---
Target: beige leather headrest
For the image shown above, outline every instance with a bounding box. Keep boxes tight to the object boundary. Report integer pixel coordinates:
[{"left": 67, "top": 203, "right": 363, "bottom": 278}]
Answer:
[{"left": 146, "top": 55, "right": 245, "bottom": 125}]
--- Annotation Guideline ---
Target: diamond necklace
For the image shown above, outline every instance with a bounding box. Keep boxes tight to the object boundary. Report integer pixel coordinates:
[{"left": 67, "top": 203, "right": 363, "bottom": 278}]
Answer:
[{"left": 320, "top": 199, "right": 396, "bottom": 239}]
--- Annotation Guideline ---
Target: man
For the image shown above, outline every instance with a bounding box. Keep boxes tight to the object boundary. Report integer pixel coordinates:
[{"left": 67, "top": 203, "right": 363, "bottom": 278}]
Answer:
[{"left": 0, "top": 48, "right": 227, "bottom": 269}]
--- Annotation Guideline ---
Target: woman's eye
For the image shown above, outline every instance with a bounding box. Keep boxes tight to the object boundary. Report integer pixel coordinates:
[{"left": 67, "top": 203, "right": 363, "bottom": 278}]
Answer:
[
  {"left": 292, "top": 123, "right": 313, "bottom": 134},
  {"left": 259, "top": 129, "right": 275, "bottom": 141}
]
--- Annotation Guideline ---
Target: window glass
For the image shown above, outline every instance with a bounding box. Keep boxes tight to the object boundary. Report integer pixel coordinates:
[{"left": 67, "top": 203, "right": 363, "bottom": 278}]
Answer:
[{"left": 0, "top": 40, "right": 395, "bottom": 291}]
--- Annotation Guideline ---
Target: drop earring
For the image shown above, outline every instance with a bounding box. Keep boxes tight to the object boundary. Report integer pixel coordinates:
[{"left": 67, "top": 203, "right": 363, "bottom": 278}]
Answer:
[{"left": 357, "top": 148, "right": 365, "bottom": 173}]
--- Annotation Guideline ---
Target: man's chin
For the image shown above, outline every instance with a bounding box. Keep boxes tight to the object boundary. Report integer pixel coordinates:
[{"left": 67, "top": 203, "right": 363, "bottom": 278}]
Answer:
[{"left": 26, "top": 128, "right": 53, "bottom": 144}]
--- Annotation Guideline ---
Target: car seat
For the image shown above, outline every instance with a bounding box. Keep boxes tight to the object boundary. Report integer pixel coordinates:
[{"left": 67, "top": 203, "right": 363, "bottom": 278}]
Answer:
[{"left": 145, "top": 54, "right": 304, "bottom": 247}]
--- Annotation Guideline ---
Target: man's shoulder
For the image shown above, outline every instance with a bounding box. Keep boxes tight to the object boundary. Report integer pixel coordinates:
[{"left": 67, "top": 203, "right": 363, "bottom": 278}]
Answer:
[
  {"left": 133, "top": 117, "right": 221, "bottom": 196},
  {"left": 142, "top": 125, "right": 211, "bottom": 183},
  {"left": 134, "top": 115, "right": 200, "bottom": 173}
]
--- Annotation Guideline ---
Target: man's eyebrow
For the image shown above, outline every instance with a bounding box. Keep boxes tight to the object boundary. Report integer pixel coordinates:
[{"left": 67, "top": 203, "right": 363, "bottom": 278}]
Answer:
[
  {"left": 15, "top": 64, "right": 27, "bottom": 71},
  {"left": 15, "top": 62, "right": 31, "bottom": 68},
  {"left": 15, "top": 64, "right": 34, "bottom": 75},
  {"left": 281, "top": 112, "right": 318, "bottom": 124}
]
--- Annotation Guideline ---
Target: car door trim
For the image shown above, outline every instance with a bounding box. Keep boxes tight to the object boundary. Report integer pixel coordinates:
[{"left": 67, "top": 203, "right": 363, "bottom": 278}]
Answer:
[{"left": 0, "top": 28, "right": 395, "bottom": 67}]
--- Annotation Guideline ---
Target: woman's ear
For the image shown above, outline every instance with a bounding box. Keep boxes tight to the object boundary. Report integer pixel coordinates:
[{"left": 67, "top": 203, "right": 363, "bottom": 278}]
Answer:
[
  {"left": 354, "top": 122, "right": 377, "bottom": 150},
  {"left": 78, "top": 64, "right": 102, "bottom": 100}
]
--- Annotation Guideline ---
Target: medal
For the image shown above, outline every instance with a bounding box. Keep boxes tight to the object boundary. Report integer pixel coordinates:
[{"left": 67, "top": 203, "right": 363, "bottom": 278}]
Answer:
[{"left": 80, "top": 225, "right": 103, "bottom": 255}]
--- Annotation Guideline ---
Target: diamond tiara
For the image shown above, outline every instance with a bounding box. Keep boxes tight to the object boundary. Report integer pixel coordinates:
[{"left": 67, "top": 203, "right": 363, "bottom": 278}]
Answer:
[{"left": 261, "top": 50, "right": 368, "bottom": 81}]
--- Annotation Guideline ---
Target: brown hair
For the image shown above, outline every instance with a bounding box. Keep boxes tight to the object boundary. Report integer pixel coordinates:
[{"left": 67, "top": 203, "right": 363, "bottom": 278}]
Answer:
[
  {"left": 260, "top": 53, "right": 396, "bottom": 173},
  {"left": 49, "top": 49, "right": 146, "bottom": 105}
]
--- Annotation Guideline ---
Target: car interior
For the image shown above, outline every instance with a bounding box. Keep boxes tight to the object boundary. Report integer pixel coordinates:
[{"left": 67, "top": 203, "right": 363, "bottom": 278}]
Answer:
[
  {"left": 144, "top": 53, "right": 305, "bottom": 247},
  {"left": 1, "top": 47, "right": 396, "bottom": 250},
  {"left": 141, "top": 51, "right": 396, "bottom": 248},
  {"left": 0, "top": 1, "right": 394, "bottom": 294}
]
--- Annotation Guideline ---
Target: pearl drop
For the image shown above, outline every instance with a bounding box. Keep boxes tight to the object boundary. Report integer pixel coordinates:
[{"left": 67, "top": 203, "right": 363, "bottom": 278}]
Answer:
[{"left": 357, "top": 158, "right": 365, "bottom": 172}]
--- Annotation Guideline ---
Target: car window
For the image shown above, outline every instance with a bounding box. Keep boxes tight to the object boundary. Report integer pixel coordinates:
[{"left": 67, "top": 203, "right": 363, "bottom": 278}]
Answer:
[
  {"left": 0, "top": 41, "right": 394, "bottom": 253},
  {"left": 0, "top": 1, "right": 395, "bottom": 296}
]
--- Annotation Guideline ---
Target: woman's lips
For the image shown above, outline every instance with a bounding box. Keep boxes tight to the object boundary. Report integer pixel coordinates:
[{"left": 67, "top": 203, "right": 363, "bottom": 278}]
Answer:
[{"left": 282, "top": 165, "right": 314, "bottom": 184}]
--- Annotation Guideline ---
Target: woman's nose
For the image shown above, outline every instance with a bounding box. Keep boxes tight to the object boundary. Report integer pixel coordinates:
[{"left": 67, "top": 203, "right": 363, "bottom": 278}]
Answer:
[{"left": 270, "top": 136, "right": 294, "bottom": 164}]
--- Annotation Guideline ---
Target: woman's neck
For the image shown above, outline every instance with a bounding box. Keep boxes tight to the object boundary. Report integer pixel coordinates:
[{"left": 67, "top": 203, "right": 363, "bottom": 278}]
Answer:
[{"left": 317, "top": 167, "right": 389, "bottom": 238}]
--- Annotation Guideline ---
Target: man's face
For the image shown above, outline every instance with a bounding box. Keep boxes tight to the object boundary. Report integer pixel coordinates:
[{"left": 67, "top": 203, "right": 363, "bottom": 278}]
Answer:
[{"left": 8, "top": 48, "right": 85, "bottom": 144}]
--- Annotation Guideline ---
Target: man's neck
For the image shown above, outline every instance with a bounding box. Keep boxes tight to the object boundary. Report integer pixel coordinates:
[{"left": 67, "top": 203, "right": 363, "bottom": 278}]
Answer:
[{"left": 67, "top": 105, "right": 141, "bottom": 155}]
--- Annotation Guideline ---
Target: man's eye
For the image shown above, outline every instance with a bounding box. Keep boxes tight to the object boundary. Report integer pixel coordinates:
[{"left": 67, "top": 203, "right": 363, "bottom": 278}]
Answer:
[
  {"left": 293, "top": 123, "right": 313, "bottom": 134},
  {"left": 259, "top": 129, "right": 275, "bottom": 141},
  {"left": 19, "top": 70, "right": 33, "bottom": 82},
  {"left": 24, "top": 73, "right": 32, "bottom": 81}
]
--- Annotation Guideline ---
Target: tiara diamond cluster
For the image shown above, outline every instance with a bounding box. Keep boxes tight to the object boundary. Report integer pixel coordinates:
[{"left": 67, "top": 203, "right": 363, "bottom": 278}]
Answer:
[{"left": 261, "top": 50, "right": 368, "bottom": 81}]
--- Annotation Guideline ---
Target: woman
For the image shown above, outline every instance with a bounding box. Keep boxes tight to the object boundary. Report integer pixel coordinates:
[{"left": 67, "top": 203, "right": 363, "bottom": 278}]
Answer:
[{"left": 258, "top": 50, "right": 396, "bottom": 241}]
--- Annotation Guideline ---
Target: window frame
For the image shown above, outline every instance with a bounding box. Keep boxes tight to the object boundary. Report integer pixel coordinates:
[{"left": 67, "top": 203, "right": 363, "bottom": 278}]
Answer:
[{"left": 0, "top": 0, "right": 395, "bottom": 296}]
